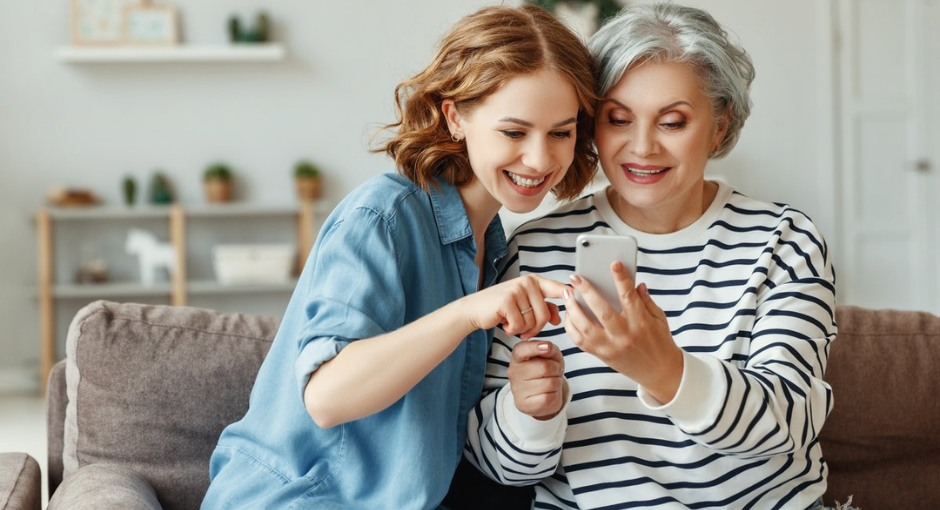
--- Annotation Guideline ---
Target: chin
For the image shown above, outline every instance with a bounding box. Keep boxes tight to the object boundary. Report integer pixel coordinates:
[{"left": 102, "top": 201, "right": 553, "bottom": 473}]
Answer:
[{"left": 502, "top": 197, "right": 545, "bottom": 214}]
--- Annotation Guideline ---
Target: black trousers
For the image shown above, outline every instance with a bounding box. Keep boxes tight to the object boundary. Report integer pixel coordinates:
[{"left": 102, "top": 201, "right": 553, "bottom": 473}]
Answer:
[{"left": 442, "top": 456, "right": 535, "bottom": 510}]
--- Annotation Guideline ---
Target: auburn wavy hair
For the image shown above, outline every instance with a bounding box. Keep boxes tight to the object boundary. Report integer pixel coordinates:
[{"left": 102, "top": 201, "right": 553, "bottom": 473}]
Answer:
[{"left": 374, "top": 5, "right": 598, "bottom": 200}]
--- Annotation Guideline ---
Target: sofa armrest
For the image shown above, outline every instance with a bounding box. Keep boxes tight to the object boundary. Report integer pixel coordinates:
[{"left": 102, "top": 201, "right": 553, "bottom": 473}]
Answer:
[
  {"left": 47, "top": 464, "right": 162, "bottom": 510},
  {"left": 46, "top": 360, "right": 67, "bottom": 496},
  {"left": 0, "top": 453, "right": 41, "bottom": 510}
]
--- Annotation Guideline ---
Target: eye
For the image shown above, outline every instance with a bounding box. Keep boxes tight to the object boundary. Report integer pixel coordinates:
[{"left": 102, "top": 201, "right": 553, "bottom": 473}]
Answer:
[
  {"left": 607, "top": 114, "right": 630, "bottom": 127},
  {"left": 551, "top": 130, "right": 573, "bottom": 139},
  {"left": 659, "top": 114, "right": 687, "bottom": 130},
  {"left": 500, "top": 130, "right": 525, "bottom": 139},
  {"left": 660, "top": 121, "right": 687, "bottom": 130}
]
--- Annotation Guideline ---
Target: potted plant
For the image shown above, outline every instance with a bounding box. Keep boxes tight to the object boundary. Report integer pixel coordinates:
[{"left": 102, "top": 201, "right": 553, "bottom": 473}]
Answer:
[
  {"left": 204, "top": 163, "right": 234, "bottom": 203},
  {"left": 294, "top": 160, "right": 322, "bottom": 201}
]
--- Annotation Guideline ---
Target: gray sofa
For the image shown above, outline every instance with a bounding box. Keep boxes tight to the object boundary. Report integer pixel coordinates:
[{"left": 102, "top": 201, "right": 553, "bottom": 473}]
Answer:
[{"left": 1, "top": 300, "right": 939, "bottom": 509}]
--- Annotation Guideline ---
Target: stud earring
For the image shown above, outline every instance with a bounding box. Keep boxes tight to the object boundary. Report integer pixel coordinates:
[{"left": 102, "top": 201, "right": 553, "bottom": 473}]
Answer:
[{"left": 451, "top": 132, "right": 463, "bottom": 142}]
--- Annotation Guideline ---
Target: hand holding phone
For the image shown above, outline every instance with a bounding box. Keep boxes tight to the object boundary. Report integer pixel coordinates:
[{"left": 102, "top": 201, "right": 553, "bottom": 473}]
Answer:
[{"left": 573, "top": 234, "right": 638, "bottom": 323}]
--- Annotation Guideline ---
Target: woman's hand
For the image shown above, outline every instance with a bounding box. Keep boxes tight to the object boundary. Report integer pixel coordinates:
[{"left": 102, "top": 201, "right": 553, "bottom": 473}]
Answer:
[
  {"left": 563, "top": 261, "right": 684, "bottom": 403},
  {"left": 507, "top": 340, "right": 568, "bottom": 420},
  {"left": 464, "top": 274, "right": 570, "bottom": 340}
]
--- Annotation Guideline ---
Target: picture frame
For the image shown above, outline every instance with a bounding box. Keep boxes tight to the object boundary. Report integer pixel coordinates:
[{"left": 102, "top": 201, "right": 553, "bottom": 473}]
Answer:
[
  {"left": 70, "top": 0, "right": 140, "bottom": 45},
  {"left": 124, "top": 3, "right": 179, "bottom": 45}
]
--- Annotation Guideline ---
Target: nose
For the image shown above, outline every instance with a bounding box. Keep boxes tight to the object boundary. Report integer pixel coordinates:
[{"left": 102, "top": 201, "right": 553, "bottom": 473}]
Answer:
[
  {"left": 521, "top": 138, "right": 555, "bottom": 174},
  {"left": 630, "top": 124, "right": 659, "bottom": 158}
]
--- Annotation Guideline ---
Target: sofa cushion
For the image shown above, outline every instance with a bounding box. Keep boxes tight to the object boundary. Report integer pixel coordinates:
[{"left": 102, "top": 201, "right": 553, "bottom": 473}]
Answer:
[
  {"left": 822, "top": 306, "right": 940, "bottom": 509},
  {"left": 62, "top": 301, "right": 278, "bottom": 510},
  {"left": 0, "top": 453, "right": 41, "bottom": 510},
  {"left": 48, "top": 464, "right": 162, "bottom": 510}
]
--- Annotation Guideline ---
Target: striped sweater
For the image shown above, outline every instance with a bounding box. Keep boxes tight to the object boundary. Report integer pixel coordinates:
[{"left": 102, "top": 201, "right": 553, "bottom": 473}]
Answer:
[{"left": 467, "top": 183, "right": 837, "bottom": 509}]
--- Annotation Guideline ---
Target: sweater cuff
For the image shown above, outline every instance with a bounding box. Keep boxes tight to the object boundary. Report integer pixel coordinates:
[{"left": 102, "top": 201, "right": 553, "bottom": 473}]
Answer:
[
  {"left": 638, "top": 351, "right": 726, "bottom": 433},
  {"left": 497, "top": 382, "right": 569, "bottom": 449}
]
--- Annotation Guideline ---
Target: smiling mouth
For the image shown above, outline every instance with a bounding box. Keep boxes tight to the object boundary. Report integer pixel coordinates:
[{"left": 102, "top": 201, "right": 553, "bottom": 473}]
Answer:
[
  {"left": 505, "top": 170, "right": 547, "bottom": 188},
  {"left": 626, "top": 167, "right": 669, "bottom": 176}
]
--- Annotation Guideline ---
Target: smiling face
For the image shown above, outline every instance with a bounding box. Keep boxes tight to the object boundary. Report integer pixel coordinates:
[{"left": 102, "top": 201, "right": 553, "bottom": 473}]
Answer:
[
  {"left": 444, "top": 68, "right": 580, "bottom": 215},
  {"left": 595, "top": 61, "right": 728, "bottom": 232}
]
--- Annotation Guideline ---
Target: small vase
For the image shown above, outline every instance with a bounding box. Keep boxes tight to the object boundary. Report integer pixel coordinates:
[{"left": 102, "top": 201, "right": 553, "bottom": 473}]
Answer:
[
  {"left": 295, "top": 177, "right": 321, "bottom": 201},
  {"left": 205, "top": 179, "right": 232, "bottom": 203}
]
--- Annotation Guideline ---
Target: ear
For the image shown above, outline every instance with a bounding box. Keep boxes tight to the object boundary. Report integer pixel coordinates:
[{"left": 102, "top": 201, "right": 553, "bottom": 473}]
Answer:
[
  {"left": 712, "top": 110, "right": 731, "bottom": 153},
  {"left": 441, "top": 99, "right": 463, "bottom": 137}
]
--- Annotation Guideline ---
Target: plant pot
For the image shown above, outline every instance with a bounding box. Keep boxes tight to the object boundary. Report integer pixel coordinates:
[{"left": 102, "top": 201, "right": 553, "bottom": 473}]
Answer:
[
  {"left": 205, "top": 179, "right": 233, "bottom": 203},
  {"left": 295, "top": 177, "right": 321, "bottom": 201}
]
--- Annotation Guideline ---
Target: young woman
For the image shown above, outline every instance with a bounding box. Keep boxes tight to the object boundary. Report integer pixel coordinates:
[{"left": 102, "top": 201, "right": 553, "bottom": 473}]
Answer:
[
  {"left": 468, "top": 3, "right": 848, "bottom": 509},
  {"left": 201, "top": 5, "right": 597, "bottom": 510}
]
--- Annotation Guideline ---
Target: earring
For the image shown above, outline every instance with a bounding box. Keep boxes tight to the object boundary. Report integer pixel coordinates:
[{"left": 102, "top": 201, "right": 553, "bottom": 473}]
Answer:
[{"left": 451, "top": 132, "right": 463, "bottom": 142}]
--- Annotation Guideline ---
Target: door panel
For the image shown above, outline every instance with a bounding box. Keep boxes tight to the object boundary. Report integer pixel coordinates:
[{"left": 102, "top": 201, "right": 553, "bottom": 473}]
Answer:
[
  {"left": 855, "top": 236, "right": 915, "bottom": 310},
  {"left": 838, "top": 0, "right": 935, "bottom": 312},
  {"left": 856, "top": 0, "right": 908, "bottom": 100}
]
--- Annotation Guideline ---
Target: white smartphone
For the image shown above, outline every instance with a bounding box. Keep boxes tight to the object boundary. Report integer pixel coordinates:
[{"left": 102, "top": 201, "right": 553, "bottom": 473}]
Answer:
[{"left": 573, "top": 234, "right": 638, "bottom": 323}]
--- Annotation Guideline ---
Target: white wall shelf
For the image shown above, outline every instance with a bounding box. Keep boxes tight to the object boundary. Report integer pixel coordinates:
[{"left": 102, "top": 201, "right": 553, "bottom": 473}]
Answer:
[{"left": 55, "top": 44, "right": 286, "bottom": 63}]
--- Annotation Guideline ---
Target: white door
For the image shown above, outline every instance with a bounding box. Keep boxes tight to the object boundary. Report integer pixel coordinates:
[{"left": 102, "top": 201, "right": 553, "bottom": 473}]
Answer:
[{"left": 837, "top": 0, "right": 938, "bottom": 313}]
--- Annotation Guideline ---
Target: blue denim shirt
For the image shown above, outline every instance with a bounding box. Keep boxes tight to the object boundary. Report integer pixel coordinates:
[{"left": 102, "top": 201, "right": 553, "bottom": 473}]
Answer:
[{"left": 202, "top": 173, "right": 507, "bottom": 510}]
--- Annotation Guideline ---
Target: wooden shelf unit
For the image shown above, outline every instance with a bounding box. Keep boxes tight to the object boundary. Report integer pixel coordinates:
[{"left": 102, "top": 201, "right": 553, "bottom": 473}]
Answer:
[{"left": 35, "top": 201, "right": 320, "bottom": 392}]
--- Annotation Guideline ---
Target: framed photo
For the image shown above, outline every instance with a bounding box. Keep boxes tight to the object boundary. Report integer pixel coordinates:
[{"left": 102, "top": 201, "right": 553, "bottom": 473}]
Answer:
[
  {"left": 70, "top": 0, "right": 140, "bottom": 45},
  {"left": 124, "top": 4, "right": 179, "bottom": 45}
]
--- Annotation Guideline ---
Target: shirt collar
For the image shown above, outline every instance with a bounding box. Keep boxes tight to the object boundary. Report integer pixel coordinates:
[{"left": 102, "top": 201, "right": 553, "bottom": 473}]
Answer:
[
  {"left": 427, "top": 177, "right": 508, "bottom": 260},
  {"left": 427, "top": 178, "right": 473, "bottom": 245}
]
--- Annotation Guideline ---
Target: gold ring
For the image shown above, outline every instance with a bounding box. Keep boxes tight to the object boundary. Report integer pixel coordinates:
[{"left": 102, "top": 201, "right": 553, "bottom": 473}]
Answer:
[{"left": 520, "top": 307, "right": 533, "bottom": 315}]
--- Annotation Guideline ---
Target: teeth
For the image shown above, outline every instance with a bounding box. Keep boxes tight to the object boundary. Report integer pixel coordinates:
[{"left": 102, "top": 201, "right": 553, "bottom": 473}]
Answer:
[
  {"left": 507, "top": 171, "right": 546, "bottom": 188},
  {"left": 628, "top": 167, "right": 667, "bottom": 176}
]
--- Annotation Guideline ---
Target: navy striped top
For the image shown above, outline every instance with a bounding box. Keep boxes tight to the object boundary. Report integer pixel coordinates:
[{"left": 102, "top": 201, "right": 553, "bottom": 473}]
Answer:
[{"left": 467, "top": 183, "right": 837, "bottom": 509}]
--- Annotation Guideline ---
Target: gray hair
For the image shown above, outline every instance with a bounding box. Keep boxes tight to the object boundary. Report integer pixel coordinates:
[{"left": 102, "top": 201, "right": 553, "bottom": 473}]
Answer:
[{"left": 588, "top": 3, "right": 755, "bottom": 158}]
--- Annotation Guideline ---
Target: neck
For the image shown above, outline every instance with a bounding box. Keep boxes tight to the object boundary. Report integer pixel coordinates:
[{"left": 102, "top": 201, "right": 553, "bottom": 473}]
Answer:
[
  {"left": 458, "top": 178, "right": 502, "bottom": 245},
  {"left": 609, "top": 180, "right": 718, "bottom": 234}
]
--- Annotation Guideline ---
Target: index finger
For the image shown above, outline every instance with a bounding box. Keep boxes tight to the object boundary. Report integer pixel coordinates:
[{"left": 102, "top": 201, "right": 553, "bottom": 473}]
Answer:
[{"left": 534, "top": 277, "right": 572, "bottom": 300}]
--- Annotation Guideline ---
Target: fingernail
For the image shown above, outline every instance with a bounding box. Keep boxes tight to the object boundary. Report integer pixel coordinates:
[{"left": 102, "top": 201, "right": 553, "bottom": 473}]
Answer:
[
  {"left": 563, "top": 289, "right": 570, "bottom": 300},
  {"left": 569, "top": 274, "right": 582, "bottom": 285},
  {"left": 537, "top": 343, "right": 550, "bottom": 351},
  {"left": 612, "top": 261, "right": 623, "bottom": 272}
]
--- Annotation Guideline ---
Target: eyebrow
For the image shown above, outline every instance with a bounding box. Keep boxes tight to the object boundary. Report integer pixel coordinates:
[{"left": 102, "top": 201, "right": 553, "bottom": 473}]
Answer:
[
  {"left": 602, "top": 99, "right": 693, "bottom": 113},
  {"left": 498, "top": 117, "right": 578, "bottom": 128}
]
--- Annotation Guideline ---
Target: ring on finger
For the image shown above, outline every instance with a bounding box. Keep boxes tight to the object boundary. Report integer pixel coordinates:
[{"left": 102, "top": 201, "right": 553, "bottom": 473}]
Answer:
[{"left": 520, "top": 307, "right": 533, "bottom": 315}]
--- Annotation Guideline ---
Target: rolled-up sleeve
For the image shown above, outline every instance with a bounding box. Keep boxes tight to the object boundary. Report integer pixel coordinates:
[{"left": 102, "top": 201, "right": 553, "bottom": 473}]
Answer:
[{"left": 290, "top": 207, "right": 407, "bottom": 397}]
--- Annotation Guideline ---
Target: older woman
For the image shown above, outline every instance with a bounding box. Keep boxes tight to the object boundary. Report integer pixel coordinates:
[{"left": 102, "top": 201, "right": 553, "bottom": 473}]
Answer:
[{"left": 467, "top": 3, "right": 846, "bottom": 509}]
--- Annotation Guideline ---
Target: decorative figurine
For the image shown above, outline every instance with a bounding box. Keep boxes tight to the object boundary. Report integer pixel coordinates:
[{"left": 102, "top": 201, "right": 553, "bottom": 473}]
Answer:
[{"left": 125, "top": 228, "right": 175, "bottom": 287}]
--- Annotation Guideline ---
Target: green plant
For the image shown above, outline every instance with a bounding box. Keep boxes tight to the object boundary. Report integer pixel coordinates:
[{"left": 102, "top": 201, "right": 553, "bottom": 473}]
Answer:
[
  {"left": 294, "top": 160, "right": 321, "bottom": 179},
  {"left": 527, "top": 0, "right": 622, "bottom": 24},
  {"left": 122, "top": 176, "right": 137, "bottom": 206},
  {"left": 204, "top": 163, "right": 233, "bottom": 182},
  {"left": 150, "top": 171, "right": 174, "bottom": 204},
  {"left": 228, "top": 11, "right": 270, "bottom": 43}
]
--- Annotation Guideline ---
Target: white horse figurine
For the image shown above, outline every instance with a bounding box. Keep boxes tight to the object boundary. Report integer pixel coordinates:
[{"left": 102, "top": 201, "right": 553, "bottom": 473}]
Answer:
[{"left": 125, "top": 228, "right": 176, "bottom": 287}]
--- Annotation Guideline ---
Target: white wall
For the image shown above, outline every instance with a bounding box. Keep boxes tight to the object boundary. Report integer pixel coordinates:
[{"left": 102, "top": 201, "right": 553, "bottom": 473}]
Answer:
[{"left": 0, "top": 0, "right": 831, "bottom": 391}]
